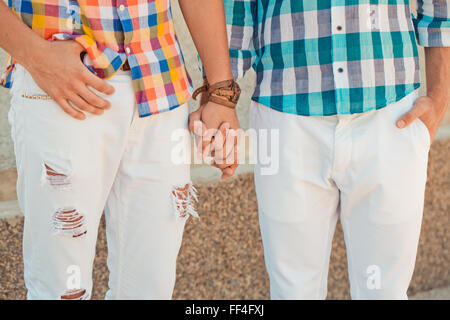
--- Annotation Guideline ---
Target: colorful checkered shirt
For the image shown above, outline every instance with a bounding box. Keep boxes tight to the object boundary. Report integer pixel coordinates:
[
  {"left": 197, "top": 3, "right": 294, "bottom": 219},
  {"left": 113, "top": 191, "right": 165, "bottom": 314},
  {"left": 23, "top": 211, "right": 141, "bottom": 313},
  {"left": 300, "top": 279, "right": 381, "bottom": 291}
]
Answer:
[
  {"left": 0, "top": 0, "right": 193, "bottom": 117},
  {"left": 225, "top": 0, "right": 450, "bottom": 116}
]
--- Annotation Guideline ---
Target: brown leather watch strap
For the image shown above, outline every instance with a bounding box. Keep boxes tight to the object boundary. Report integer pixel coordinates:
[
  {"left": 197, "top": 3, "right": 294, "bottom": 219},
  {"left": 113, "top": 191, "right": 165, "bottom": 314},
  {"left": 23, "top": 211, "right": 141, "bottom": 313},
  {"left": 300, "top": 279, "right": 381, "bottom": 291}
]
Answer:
[
  {"left": 192, "top": 84, "right": 208, "bottom": 101},
  {"left": 193, "top": 79, "right": 241, "bottom": 109}
]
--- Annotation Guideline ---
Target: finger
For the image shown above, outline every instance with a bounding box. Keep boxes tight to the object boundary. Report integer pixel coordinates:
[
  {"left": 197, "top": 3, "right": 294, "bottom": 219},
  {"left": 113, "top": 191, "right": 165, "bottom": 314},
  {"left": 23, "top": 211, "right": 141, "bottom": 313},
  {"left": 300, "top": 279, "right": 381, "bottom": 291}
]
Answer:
[
  {"left": 191, "top": 118, "right": 207, "bottom": 138},
  {"left": 189, "top": 121, "right": 203, "bottom": 160},
  {"left": 201, "top": 128, "right": 216, "bottom": 155},
  {"left": 216, "top": 127, "right": 240, "bottom": 166},
  {"left": 221, "top": 163, "right": 239, "bottom": 179},
  {"left": 214, "top": 127, "right": 241, "bottom": 169},
  {"left": 210, "top": 122, "right": 229, "bottom": 150},
  {"left": 55, "top": 97, "right": 86, "bottom": 120},
  {"left": 188, "top": 116, "right": 209, "bottom": 160},
  {"left": 225, "top": 137, "right": 239, "bottom": 166},
  {"left": 201, "top": 129, "right": 215, "bottom": 163},
  {"left": 211, "top": 159, "right": 232, "bottom": 171},
  {"left": 396, "top": 98, "right": 430, "bottom": 128},
  {"left": 69, "top": 40, "right": 85, "bottom": 54},
  {"left": 212, "top": 141, "right": 239, "bottom": 170},
  {"left": 188, "top": 110, "right": 202, "bottom": 133},
  {"left": 83, "top": 70, "right": 115, "bottom": 95},
  {"left": 224, "top": 128, "right": 237, "bottom": 162},
  {"left": 76, "top": 83, "right": 111, "bottom": 109},
  {"left": 67, "top": 93, "right": 104, "bottom": 115},
  {"left": 211, "top": 122, "right": 230, "bottom": 164}
]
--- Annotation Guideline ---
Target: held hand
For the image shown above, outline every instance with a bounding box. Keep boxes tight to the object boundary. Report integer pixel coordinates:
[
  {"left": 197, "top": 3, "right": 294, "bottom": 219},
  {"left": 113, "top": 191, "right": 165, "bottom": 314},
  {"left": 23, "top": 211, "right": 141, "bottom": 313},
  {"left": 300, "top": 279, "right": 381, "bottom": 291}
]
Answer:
[
  {"left": 396, "top": 96, "right": 442, "bottom": 143},
  {"left": 24, "top": 40, "right": 115, "bottom": 120},
  {"left": 188, "top": 100, "right": 241, "bottom": 179}
]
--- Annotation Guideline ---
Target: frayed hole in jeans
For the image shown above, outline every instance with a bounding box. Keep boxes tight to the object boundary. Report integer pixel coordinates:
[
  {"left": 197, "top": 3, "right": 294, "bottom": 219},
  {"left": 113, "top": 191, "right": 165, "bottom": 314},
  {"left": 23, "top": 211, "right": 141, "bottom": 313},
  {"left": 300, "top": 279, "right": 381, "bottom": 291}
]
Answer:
[
  {"left": 44, "top": 163, "right": 72, "bottom": 190},
  {"left": 171, "top": 183, "right": 199, "bottom": 219},
  {"left": 60, "top": 288, "right": 89, "bottom": 300},
  {"left": 52, "top": 207, "right": 87, "bottom": 238}
]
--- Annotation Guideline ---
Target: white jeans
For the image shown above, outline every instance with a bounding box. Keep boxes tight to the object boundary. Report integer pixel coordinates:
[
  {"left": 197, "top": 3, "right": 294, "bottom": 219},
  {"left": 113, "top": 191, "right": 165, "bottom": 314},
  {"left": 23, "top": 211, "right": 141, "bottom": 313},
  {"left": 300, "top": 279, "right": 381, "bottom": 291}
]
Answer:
[
  {"left": 8, "top": 64, "right": 194, "bottom": 299},
  {"left": 250, "top": 91, "right": 430, "bottom": 299}
]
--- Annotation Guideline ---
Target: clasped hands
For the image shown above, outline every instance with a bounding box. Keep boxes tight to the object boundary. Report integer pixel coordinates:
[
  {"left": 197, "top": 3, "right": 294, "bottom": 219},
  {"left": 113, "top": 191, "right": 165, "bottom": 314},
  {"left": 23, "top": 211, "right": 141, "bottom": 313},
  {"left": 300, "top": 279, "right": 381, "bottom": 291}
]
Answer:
[{"left": 188, "top": 98, "right": 241, "bottom": 179}]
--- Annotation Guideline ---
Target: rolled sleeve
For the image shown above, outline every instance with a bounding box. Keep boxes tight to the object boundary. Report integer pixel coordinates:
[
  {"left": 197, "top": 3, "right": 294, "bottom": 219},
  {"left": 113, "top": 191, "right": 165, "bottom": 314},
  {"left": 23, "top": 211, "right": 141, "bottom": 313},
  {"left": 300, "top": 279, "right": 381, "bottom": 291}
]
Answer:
[{"left": 414, "top": 0, "right": 450, "bottom": 47}]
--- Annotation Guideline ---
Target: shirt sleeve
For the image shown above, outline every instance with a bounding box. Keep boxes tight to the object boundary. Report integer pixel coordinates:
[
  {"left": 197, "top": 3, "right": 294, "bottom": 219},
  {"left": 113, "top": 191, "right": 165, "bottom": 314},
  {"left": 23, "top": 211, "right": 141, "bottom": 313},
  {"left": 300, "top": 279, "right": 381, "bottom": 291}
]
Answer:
[
  {"left": 225, "top": 0, "right": 257, "bottom": 79},
  {"left": 414, "top": 0, "right": 450, "bottom": 47}
]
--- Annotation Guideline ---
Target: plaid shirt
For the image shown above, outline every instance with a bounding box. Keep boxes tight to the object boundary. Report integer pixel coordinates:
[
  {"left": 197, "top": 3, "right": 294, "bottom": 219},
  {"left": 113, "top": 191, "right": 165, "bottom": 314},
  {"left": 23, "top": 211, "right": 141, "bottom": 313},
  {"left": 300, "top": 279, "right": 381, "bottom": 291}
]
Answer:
[
  {"left": 226, "top": 0, "right": 450, "bottom": 116},
  {"left": 0, "top": 0, "right": 193, "bottom": 117}
]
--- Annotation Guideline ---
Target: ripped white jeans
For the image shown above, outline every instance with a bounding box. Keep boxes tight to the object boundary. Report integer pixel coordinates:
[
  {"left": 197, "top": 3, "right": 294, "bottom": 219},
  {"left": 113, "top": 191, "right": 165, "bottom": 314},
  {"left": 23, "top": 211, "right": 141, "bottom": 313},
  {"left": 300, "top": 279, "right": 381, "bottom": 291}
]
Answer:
[{"left": 8, "top": 64, "right": 195, "bottom": 299}]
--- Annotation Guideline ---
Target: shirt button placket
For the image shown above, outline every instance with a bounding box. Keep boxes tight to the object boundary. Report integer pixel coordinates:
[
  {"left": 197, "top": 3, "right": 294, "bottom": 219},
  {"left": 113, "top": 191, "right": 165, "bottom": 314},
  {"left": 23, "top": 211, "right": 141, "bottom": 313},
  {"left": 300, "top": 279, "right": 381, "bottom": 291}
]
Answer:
[
  {"left": 331, "top": 1, "right": 349, "bottom": 113},
  {"left": 117, "top": 2, "right": 131, "bottom": 56}
]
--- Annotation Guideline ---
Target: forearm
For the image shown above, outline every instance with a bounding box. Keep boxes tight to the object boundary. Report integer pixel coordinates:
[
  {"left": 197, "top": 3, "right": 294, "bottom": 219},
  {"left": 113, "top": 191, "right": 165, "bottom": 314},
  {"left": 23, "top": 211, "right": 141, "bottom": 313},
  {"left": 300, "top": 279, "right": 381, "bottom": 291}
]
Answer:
[
  {"left": 425, "top": 47, "right": 450, "bottom": 121},
  {"left": 0, "top": 1, "right": 47, "bottom": 68},
  {"left": 178, "top": 0, "right": 233, "bottom": 84}
]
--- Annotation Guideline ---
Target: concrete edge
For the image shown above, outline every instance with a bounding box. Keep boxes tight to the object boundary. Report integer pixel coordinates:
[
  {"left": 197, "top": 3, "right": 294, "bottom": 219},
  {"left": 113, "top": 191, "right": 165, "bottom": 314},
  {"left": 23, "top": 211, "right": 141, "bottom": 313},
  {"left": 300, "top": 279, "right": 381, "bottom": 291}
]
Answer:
[
  {"left": 410, "top": 285, "right": 450, "bottom": 300},
  {"left": 0, "top": 199, "right": 21, "bottom": 219}
]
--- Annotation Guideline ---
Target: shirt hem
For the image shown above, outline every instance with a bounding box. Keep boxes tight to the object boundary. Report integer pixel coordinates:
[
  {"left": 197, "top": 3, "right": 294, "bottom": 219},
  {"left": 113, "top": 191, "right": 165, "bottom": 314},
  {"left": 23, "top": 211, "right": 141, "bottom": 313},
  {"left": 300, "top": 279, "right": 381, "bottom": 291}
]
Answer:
[{"left": 251, "top": 84, "right": 421, "bottom": 117}]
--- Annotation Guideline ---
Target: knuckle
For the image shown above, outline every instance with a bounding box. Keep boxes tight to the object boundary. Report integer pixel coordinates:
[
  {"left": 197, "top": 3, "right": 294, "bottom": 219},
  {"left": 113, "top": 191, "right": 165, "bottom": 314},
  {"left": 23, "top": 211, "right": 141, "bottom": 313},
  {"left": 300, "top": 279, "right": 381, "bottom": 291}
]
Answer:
[
  {"left": 402, "top": 113, "right": 413, "bottom": 122},
  {"left": 77, "top": 68, "right": 89, "bottom": 78},
  {"left": 89, "top": 97, "right": 104, "bottom": 107},
  {"left": 79, "top": 103, "right": 91, "bottom": 111},
  {"left": 61, "top": 105, "right": 71, "bottom": 113}
]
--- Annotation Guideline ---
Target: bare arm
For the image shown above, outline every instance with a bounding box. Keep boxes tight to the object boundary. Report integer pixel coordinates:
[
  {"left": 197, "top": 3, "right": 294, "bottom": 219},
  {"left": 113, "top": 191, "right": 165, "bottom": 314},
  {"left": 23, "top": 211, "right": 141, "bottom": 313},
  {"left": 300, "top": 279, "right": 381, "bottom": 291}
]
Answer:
[
  {"left": 0, "top": 1, "right": 47, "bottom": 68},
  {"left": 178, "top": 0, "right": 233, "bottom": 84},
  {"left": 0, "top": 1, "right": 114, "bottom": 120},
  {"left": 180, "top": 0, "right": 240, "bottom": 178},
  {"left": 397, "top": 47, "right": 450, "bottom": 141}
]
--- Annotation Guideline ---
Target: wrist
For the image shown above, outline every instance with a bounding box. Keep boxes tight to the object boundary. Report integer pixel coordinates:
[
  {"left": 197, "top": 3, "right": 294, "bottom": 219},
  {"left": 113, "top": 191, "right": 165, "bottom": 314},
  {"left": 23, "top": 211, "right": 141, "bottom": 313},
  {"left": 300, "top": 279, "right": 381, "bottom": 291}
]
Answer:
[
  {"left": 193, "top": 78, "right": 241, "bottom": 109},
  {"left": 428, "top": 92, "right": 449, "bottom": 107},
  {"left": 206, "top": 74, "right": 233, "bottom": 84},
  {"left": 20, "top": 39, "right": 50, "bottom": 71},
  {"left": 205, "top": 69, "right": 233, "bottom": 84}
]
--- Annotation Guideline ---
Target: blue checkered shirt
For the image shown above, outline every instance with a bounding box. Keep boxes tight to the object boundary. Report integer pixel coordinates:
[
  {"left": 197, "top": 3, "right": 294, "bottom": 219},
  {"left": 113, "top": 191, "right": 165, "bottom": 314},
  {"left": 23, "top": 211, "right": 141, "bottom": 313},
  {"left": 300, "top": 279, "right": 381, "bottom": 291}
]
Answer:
[{"left": 225, "top": 0, "right": 450, "bottom": 116}]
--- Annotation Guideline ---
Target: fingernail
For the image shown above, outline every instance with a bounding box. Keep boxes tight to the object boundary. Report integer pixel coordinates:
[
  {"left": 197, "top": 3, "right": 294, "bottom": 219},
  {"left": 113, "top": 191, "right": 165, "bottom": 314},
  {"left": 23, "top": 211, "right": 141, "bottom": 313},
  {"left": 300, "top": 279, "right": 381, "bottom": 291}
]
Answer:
[{"left": 397, "top": 120, "right": 405, "bottom": 128}]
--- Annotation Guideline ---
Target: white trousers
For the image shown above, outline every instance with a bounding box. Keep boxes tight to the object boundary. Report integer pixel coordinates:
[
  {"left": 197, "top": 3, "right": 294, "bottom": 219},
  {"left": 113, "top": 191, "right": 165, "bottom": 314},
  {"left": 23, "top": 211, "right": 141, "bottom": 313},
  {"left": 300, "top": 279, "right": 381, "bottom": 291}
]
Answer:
[
  {"left": 8, "top": 65, "right": 194, "bottom": 299},
  {"left": 250, "top": 91, "right": 430, "bottom": 299}
]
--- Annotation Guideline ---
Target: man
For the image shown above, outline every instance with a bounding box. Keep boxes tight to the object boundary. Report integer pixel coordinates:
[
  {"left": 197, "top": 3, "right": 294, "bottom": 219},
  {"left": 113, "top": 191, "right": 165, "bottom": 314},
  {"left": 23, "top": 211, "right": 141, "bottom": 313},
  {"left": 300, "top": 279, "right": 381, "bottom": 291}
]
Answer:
[
  {"left": 0, "top": 0, "right": 238, "bottom": 299},
  {"left": 193, "top": 0, "right": 449, "bottom": 299}
]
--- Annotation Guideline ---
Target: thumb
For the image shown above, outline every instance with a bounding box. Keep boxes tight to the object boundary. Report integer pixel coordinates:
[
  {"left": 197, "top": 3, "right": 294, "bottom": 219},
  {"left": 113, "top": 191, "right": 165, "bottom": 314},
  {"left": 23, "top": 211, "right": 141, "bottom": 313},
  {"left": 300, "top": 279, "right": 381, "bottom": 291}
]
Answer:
[
  {"left": 396, "top": 96, "right": 431, "bottom": 129},
  {"left": 188, "top": 109, "right": 204, "bottom": 134},
  {"left": 221, "top": 164, "right": 238, "bottom": 179}
]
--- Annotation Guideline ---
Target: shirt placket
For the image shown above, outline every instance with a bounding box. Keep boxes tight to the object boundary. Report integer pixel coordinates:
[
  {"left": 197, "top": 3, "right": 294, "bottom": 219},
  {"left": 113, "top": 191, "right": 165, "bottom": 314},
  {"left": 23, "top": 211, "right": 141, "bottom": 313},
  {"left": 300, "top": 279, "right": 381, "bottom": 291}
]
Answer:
[
  {"left": 330, "top": 1, "right": 350, "bottom": 114},
  {"left": 117, "top": 1, "right": 132, "bottom": 56}
]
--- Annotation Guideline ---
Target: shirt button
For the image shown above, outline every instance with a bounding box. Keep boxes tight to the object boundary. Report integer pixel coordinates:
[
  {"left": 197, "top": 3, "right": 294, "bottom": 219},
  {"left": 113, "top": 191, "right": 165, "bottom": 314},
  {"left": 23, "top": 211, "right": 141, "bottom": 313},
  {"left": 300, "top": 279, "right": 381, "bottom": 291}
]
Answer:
[
  {"left": 336, "top": 25, "right": 343, "bottom": 31},
  {"left": 337, "top": 67, "right": 344, "bottom": 73},
  {"left": 125, "top": 47, "right": 131, "bottom": 54},
  {"left": 119, "top": 4, "right": 125, "bottom": 12}
]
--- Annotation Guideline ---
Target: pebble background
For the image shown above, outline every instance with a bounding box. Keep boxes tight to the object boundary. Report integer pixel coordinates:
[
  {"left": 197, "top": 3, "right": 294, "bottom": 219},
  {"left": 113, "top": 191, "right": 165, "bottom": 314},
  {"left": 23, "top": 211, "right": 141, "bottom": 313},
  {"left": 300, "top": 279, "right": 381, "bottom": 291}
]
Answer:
[{"left": 0, "top": 139, "right": 448, "bottom": 300}]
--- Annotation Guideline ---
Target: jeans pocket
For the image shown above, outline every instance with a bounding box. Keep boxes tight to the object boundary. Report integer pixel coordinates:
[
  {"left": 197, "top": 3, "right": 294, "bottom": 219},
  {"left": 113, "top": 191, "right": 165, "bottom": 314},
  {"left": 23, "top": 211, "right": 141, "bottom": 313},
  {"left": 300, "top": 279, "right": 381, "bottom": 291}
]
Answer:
[
  {"left": 415, "top": 117, "right": 431, "bottom": 151},
  {"left": 14, "top": 64, "right": 52, "bottom": 101}
]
